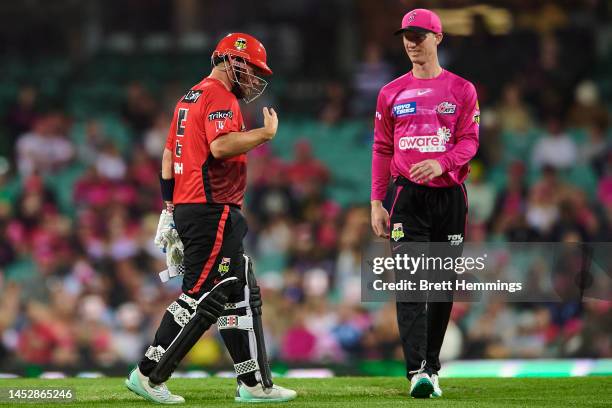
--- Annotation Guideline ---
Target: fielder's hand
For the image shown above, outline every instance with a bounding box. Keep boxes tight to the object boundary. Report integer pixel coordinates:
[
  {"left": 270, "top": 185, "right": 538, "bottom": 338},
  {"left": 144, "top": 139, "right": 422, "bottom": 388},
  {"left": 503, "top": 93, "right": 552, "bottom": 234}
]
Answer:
[
  {"left": 262, "top": 107, "right": 278, "bottom": 140},
  {"left": 371, "top": 201, "right": 390, "bottom": 239},
  {"left": 410, "top": 159, "right": 443, "bottom": 183},
  {"left": 154, "top": 209, "right": 176, "bottom": 251}
]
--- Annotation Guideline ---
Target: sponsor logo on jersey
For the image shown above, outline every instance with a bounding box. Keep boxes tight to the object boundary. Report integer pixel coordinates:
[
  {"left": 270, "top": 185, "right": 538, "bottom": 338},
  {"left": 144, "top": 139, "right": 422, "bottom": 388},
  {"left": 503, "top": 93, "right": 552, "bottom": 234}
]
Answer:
[
  {"left": 392, "top": 223, "right": 405, "bottom": 242},
  {"left": 182, "top": 90, "right": 202, "bottom": 103},
  {"left": 448, "top": 234, "right": 463, "bottom": 246},
  {"left": 473, "top": 101, "right": 480, "bottom": 125},
  {"left": 234, "top": 38, "right": 247, "bottom": 51},
  {"left": 208, "top": 110, "right": 234, "bottom": 121},
  {"left": 436, "top": 101, "right": 456, "bottom": 114},
  {"left": 218, "top": 257, "right": 231, "bottom": 275},
  {"left": 399, "top": 127, "right": 451, "bottom": 152},
  {"left": 392, "top": 102, "right": 417, "bottom": 116}
]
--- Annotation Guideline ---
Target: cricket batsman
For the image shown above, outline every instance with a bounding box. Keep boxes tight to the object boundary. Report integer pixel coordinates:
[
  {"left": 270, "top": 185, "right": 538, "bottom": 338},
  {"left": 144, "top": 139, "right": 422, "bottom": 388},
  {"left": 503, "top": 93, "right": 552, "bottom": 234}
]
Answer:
[
  {"left": 125, "top": 33, "right": 297, "bottom": 404},
  {"left": 370, "top": 9, "right": 480, "bottom": 398}
]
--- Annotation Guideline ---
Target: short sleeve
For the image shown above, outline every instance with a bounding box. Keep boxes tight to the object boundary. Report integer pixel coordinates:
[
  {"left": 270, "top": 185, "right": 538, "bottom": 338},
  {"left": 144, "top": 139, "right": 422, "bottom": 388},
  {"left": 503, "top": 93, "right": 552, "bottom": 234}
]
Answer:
[
  {"left": 203, "top": 91, "right": 242, "bottom": 145},
  {"left": 165, "top": 106, "right": 178, "bottom": 152}
]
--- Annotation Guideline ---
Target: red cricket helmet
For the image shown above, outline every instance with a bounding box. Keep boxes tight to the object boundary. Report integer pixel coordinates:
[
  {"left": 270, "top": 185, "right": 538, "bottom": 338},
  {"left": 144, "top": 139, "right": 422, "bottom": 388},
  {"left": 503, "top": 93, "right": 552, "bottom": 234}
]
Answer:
[
  {"left": 213, "top": 33, "right": 272, "bottom": 76},
  {"left": 212, "top": 33, "right": 272, "bottom": 103}
]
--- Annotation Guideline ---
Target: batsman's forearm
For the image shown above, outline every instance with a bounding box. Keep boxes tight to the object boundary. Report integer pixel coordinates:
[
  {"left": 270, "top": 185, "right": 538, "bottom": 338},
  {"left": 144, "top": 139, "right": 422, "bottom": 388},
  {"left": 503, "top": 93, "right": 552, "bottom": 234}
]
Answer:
[
  {"left": 210, "top": 128, "right": 272, "bottom": 159},
  {"left": 161, "top": 148, "right": 173, "bottom": 179}
]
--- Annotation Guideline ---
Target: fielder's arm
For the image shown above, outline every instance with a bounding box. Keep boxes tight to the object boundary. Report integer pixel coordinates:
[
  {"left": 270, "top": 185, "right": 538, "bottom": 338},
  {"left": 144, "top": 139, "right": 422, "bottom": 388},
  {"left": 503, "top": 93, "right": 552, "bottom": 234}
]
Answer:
[{"left": 371, "top": 90, "right": 393, "bottom": 239}]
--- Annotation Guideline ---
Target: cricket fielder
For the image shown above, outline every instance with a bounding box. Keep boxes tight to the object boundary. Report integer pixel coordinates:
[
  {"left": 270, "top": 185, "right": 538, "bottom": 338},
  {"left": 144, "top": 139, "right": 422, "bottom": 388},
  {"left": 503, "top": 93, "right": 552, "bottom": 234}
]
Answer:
[
  {"left": 370, "top": 9, "right": 480, "bottom": 398},
  {"left": 125, "top": 33, "right": 297, "bottom": 404}
]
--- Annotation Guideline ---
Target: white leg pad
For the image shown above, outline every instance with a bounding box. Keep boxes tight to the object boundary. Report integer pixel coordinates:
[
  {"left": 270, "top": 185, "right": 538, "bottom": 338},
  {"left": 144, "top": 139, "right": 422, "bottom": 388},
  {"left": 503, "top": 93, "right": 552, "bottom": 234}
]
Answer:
[
  {"left": 167, "top": 302, "right": 192, "bottom": 327},
  {"left": 217, "top": 315, "right": 253, "bottom": 330},
  {"left": 234, "top": 359, "right": 260, "bottom": 375}
]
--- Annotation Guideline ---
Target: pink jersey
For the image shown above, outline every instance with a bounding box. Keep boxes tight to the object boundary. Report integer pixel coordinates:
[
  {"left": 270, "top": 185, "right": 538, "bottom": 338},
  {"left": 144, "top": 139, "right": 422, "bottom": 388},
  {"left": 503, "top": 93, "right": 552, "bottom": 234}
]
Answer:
[{"left": 371, "top": 69, "right": 480, "bottom": 200}]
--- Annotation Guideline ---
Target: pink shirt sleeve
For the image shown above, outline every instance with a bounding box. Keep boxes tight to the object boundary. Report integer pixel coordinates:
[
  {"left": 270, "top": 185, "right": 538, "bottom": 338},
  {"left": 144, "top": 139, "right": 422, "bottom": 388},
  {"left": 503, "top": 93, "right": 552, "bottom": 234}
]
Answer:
[
  {"left": 371, "top": 89, "right": 394, "bottom": 201},
  {"left": 436, "top": 82, "right": 480, "bottom": 173}
]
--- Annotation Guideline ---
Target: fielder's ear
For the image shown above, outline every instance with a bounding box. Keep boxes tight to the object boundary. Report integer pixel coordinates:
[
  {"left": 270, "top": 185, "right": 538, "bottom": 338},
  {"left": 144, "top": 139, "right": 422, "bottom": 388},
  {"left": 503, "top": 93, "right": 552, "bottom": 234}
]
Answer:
[{"left": 435, "top": 32, "right": 444, "bottom": 45}]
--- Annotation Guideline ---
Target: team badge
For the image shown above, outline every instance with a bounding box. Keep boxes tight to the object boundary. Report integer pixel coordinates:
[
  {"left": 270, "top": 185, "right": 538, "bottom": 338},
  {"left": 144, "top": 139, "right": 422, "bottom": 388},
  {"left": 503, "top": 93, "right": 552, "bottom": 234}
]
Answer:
[
  {"left": 391, "top": 223, "right": 405, "bottom": 242},
  {"left": 218, "top": 257, "right": 231, "bottom": 275},
  {"left": 437, "top": 101, "right": 456, "bottom": 114},
  {"left": 234, "top": 38, "right": 247, "bottom": 51}
]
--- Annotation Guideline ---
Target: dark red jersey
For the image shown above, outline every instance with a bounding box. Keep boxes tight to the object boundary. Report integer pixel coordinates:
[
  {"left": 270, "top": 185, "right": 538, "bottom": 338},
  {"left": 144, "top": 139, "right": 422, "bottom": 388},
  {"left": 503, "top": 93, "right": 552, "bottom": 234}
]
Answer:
[{"left": 165, "top": 77, "right": 247, "bottom": 206}]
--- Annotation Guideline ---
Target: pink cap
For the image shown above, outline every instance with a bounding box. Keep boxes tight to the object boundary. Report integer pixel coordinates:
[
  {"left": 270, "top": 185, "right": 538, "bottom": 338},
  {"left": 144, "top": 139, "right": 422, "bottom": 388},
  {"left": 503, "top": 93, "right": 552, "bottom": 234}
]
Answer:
[{"left": 395, "top": 9, "right": 442, "bottom": 35}]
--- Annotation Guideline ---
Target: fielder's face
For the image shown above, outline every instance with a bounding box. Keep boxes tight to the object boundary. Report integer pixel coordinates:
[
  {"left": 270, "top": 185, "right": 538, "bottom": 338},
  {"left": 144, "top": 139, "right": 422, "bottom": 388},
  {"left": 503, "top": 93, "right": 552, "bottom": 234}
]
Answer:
[{"left": 402, "top": 31, "right": 443, "bottom": 65}]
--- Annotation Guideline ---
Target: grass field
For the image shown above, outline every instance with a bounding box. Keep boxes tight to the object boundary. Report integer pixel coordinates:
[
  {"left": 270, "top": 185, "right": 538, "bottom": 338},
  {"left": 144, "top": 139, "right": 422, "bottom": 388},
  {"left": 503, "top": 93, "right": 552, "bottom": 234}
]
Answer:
[{"left": 0, "top": 377, "right": 610, "bottom": 407}]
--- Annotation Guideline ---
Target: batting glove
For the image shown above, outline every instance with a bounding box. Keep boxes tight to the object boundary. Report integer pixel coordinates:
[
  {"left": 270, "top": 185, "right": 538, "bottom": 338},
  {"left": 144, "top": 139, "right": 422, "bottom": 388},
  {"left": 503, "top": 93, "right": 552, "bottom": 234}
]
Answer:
[
  {"left": 159, "top": 230, "right": 185, "bottom": 282},
  {"left": 154, "top": 209, "right": 176, "bottom": 251}
]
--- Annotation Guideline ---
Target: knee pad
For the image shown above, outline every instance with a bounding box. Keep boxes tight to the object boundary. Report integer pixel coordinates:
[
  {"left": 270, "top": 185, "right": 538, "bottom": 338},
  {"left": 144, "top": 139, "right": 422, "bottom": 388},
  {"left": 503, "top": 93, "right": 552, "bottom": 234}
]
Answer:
[
  {"left": 217, "top": 254, "right": 273, "bottom": 388},
  {"left": 148, "top": 276, "right": 238, "bottom": 385}
]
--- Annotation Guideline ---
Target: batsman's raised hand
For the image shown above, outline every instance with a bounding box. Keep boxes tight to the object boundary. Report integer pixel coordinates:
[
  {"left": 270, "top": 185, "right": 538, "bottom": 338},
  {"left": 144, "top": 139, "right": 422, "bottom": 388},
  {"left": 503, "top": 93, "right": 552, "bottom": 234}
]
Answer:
[{"left": 262, "top": 107, "right": 278, "bottom": 140}]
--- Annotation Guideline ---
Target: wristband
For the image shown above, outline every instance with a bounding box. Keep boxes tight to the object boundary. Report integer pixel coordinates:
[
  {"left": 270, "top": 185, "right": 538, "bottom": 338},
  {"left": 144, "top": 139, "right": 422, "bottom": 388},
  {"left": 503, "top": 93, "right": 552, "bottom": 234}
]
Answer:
[{"left": 159, "top": 173, "right": 175, "bottom": 202}]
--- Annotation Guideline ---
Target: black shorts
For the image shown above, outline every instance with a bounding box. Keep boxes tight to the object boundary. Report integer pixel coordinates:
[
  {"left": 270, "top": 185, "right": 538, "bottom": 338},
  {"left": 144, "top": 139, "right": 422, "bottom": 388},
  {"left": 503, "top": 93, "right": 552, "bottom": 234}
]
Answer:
[
  {"left": 173, "top": 203, "right": 247, "bottom": 297},
  {"left": 390, "top": 176, "right": 467, "bottom": 244}
]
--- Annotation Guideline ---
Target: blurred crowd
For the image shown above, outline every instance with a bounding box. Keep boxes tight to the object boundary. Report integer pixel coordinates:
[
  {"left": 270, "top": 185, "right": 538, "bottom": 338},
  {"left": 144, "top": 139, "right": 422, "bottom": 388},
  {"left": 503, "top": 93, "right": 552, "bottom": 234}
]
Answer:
[{"left": 1, "top": 0, "right": 611, "bottom": 372}]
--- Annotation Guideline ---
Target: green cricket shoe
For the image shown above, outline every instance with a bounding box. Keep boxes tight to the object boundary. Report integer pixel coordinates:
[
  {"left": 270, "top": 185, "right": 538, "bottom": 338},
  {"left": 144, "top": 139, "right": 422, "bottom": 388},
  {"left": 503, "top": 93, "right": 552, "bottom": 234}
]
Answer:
[
  {"left": 431, "top": 374, "right": 443, "bottom": 398},
  {"left": 235, "top": 381, "right": 297, "bottom": 403},
  {"left": 409, "top": 373, "right": 434, "bottom": 399},
  {"left": 125, "top": 367, "right": 185, "bottom": 404}
]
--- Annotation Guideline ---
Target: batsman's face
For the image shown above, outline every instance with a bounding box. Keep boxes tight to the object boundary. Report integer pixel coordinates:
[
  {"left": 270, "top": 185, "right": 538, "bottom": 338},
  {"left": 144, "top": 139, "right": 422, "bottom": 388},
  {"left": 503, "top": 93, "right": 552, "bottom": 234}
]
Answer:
[
  {"left": 225, "top": 55, "right": 268, "bottom": 103},
  {"left": 403, "top": 31, "right": 442, "bottom": 65}
]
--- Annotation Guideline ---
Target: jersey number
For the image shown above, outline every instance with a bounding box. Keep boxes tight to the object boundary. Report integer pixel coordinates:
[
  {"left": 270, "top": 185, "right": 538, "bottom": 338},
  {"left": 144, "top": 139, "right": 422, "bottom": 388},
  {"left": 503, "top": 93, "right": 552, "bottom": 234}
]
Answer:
[
  {"left": 175, "top": 140, "right": 182, "bottom": 157},
  {"left": 176, "top": 108, "right": 188, "bottom": 137},
  {"left": 175, "top": 108, "right": 188, "bottom": 157}
]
